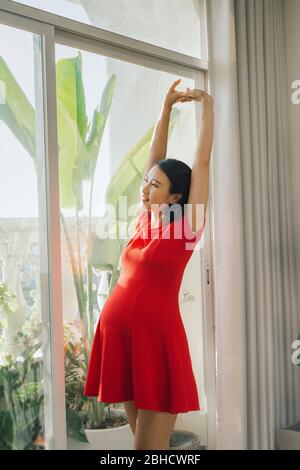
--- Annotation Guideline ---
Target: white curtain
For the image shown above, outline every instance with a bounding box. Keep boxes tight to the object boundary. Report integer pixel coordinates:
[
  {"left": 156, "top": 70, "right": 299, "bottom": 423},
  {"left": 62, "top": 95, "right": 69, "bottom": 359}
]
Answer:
[{"left": 206, "top": 0, "right": 300, "bottom": 449}]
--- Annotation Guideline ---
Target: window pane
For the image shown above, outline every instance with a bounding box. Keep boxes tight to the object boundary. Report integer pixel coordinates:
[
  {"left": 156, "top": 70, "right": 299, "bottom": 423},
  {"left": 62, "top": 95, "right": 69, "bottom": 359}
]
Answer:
[
  {"left": 56, "top": 43, "right": 207, "bottom": 449},
  {"left": 13, "top": 0, "right": 205, "bottom": 58},
  {"left": 0, "top": 24, "right": 53, "bottom": 449}
]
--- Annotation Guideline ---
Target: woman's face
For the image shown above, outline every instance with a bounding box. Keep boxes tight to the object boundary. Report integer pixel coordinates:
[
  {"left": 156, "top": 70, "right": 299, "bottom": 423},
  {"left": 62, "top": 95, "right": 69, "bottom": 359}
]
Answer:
[{"left": 140, "top": 165, "right": 180, "bottom": 212}]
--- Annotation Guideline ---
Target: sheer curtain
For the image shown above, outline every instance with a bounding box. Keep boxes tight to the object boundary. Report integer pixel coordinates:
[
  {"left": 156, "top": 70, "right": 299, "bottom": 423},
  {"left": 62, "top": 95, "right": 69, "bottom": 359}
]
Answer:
[{"left": 206, "top": 0, "right": 300, "bottom": 449}]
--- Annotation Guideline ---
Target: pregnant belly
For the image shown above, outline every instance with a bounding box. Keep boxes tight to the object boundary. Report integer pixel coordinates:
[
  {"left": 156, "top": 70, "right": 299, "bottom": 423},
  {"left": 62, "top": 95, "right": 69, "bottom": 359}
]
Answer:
[
  {"left": 99, "top": 283, "right": 133, "bottom": 330},
  {"left": 99, "top": 282, "right": 180, "bottom": 337}
]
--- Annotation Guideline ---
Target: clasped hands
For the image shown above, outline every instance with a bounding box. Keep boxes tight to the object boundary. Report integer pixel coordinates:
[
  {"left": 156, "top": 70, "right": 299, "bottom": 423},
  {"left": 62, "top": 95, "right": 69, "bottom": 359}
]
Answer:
[{"left": 164, "top": 78, "right": 214, "bottom": 109}]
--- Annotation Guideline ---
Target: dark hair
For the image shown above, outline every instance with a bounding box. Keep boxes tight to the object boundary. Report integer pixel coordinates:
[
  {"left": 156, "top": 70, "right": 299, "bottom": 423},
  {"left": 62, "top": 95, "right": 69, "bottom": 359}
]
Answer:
[{"left": 153, "top": 158, "right": 191, "bottom": 223}]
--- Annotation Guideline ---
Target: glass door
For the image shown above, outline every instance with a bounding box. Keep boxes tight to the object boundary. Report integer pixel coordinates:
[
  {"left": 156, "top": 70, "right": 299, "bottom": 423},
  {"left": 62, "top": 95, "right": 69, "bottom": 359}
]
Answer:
[
  {"left": 54, "top": 36, "right": 211, "bottom": 449},
  {"left": 0, "top": 13, "right": 66, "bottom": 449}
]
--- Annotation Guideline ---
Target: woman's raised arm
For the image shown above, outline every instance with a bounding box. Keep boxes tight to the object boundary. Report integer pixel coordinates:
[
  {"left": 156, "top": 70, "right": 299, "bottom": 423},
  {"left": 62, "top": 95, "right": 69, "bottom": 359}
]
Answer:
[
  {"left": 186, "top": 88, "right": 214, "bottom": 232},
  {"left": 145, "top": 79, "right": 192, "bottom": 175}
]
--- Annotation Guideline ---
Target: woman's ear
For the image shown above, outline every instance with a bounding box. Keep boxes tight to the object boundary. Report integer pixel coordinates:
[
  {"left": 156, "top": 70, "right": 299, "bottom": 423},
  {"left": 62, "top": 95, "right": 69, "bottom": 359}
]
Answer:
[{"left": 171, "top": 193, "right": 182, "bottom": 203}]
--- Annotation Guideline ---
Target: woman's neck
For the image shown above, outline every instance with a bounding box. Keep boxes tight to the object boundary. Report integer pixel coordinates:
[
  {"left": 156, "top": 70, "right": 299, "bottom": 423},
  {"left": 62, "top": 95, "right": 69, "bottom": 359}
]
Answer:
[{"left": 150, "top": 211, "right": 164, "bottom": 228}]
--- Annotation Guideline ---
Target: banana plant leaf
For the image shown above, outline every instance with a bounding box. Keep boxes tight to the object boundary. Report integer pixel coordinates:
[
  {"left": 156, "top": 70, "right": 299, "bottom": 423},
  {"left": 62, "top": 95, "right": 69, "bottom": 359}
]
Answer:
[
  {"left": 0, "top": 52, "right": 116, "bottom": 211},
  {"left": 0, "top": 56, "right": 35, "bottom": 161},
  {"left": 55, "top": 51, "right": 116, "bottom": 210}
]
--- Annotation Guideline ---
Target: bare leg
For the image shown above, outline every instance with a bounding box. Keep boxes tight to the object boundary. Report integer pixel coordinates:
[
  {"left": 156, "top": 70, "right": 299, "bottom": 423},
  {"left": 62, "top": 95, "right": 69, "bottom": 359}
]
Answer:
[
  {"left": 123, "top": 400, "right": 138, "bottom": 435},
  {"left": 133, "top": 409, "right": 178, "bottom": 450}
]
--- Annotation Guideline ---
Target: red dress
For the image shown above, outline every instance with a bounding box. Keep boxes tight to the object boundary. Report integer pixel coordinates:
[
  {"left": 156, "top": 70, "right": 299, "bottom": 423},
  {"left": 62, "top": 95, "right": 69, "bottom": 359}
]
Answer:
[{"left": 84, "top": 208, "right": 206, "bottom": 414}]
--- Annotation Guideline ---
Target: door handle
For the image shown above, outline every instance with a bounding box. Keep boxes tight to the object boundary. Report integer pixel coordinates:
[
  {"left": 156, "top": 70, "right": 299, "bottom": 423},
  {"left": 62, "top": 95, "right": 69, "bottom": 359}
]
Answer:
[{"left": 180, "top": 289, "right": 194, "bottom": 303}]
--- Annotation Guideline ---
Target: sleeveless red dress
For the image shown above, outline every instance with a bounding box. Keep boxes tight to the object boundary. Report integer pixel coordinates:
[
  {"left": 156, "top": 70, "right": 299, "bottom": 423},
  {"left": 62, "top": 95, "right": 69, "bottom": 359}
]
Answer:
[{"left": 84, "top": 208, "right": 206, "bottom": 414}]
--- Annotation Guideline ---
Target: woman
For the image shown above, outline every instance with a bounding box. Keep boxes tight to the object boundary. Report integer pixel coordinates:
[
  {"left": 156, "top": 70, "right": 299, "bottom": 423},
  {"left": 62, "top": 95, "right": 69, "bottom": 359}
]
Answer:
[{"left": 84, "top": 79, "right": 214, "bottom": 450}]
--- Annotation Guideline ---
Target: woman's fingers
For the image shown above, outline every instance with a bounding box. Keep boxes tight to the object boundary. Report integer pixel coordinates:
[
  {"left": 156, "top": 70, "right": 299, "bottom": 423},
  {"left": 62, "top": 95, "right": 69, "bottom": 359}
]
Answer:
[
  {"left": 175, "top": 95, "right": 196, "bottom": 103},
  {"left": 167, "top": 81, "right": 206, "bottom": 105},
  {"left": 171, "top": 78, "right": 181, "bottom": 90},
  {"left": 171, "top": 85, "right": 213, "bottom": 105}
]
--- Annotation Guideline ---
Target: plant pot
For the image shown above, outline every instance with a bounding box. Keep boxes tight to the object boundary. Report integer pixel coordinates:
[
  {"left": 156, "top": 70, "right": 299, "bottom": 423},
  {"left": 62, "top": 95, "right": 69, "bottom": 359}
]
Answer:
[
  {"left": 280, "top": 422, "right": 300, "bottom": 449},
  {"left": 169, "top": 430, "right": 203, "bottom": 450},
  {"left": 67, "top": 407, "right": 134, "bottom": 450}
]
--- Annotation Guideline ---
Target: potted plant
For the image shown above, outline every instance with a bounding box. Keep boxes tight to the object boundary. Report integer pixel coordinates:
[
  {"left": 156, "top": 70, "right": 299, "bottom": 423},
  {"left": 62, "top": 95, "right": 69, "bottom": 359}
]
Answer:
[
  {"left": 0, "top": 292, "right": 44, "bottom": 450},
  {"left": 63, "top": 318, "right": 132, "bottom": 450},
  {"left": 0, "top": 346, "right": 44, "bottom": 450},
  {"left": 0, "top": 311, "right": 131, "bottom": 450}
]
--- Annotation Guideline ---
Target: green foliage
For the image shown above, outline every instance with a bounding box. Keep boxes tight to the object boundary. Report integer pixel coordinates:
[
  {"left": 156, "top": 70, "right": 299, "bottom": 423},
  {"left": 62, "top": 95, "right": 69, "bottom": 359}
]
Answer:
[
  {"left": 0, "top": 344, "right": 44, "bottom": 450},
  {"left": 0, "top": 282, "right": 19, "bottom": 315}
]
